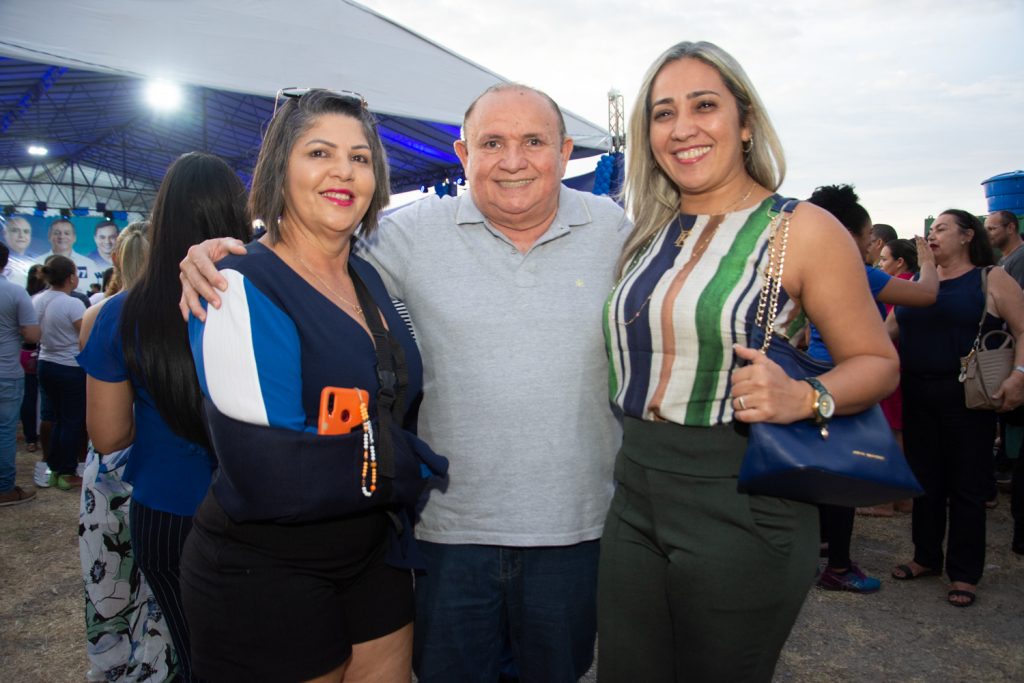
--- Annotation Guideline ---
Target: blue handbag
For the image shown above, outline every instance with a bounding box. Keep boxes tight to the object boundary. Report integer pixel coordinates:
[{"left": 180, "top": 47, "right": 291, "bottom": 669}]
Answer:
[{"left": 736, "top": 202, "right": 922, "bottom": 507}]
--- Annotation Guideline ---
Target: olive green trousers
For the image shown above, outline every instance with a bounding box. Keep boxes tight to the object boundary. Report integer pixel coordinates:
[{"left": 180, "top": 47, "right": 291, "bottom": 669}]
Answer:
[{"left": 597, "top": 418, "right": 818, "bottom": 683}]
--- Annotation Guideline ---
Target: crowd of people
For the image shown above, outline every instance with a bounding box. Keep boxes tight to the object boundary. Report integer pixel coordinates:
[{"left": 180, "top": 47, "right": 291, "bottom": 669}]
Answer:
[
  {"left": 1, "top": 38, "right": 1021, "bottom": 683},
  {"left": 2, "top": 215, "right": 117, "bottom": 294}
]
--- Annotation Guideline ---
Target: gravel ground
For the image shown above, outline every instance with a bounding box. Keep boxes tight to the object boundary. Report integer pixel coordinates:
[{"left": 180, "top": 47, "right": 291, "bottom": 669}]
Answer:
[{"left": 3, "top": 443, "right": 1022, "bottom": 682}]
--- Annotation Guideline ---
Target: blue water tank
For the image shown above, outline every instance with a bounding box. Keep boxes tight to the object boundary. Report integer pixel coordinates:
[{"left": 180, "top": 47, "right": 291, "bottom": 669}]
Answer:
[{"left": 981, "top": 170, "right": 1024, "bottom": 213}]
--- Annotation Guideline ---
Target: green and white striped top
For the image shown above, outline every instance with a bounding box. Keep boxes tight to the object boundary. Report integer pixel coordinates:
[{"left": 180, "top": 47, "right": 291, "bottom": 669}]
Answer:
[{"left": 604, "top": 195, "right": 802, "bottom": 427}]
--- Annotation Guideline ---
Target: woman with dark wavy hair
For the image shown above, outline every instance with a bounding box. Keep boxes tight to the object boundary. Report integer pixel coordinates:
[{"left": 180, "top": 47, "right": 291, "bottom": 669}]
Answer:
[
  {"left": 78, "top": 152, "right": 251, "bottom": 680},
  {"left": 889, "top": 209, "right": 1024, "bottom": 607}
]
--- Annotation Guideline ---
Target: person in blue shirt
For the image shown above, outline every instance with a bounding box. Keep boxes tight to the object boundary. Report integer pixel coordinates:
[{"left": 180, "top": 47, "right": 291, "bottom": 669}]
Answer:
[
  {"left": 78, "top": 152, "right": 252, "bottom": 682},
  {"left": 805, "top": 184, "right": 937, "bottom": 594}
]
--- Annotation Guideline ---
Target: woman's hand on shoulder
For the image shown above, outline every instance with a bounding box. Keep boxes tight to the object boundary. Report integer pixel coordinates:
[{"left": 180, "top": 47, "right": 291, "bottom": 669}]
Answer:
[{"left": 730, "top": 344, "right": 813, "bottom": 424}]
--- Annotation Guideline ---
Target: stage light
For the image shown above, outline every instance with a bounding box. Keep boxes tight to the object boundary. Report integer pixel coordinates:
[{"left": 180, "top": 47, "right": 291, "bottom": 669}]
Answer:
[
  {"left": 95, "top": 202, "right": 106, "bottom": 213},
  {"left": 145, "top": 80, "right": 183, "bottom": 111},
  {"left": 27, "top": 145, "right": 48, "bottom": 156},
  {"left": 2, "top": 206, "right": 15, "bottom": 217},
  {"left": 59, "top": 208, "right": 71, "bottom": 218},
  {"left": 36, "top": 201, "right": 47, "bottom": 212}
]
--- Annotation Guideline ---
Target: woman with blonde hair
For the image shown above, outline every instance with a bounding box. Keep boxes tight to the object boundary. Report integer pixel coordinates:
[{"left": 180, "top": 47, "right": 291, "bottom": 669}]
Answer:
[
  {"left": 77, "top": 219, "right": 174, "bottom": 682},
  {"left": 598, "top": 41, "right": 899, "bottom": 680}
]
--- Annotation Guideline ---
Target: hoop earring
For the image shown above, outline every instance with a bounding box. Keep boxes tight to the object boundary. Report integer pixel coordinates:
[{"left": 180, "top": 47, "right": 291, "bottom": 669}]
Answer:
[{"left": 742, "top": 135, "right": 754, "bottom": 155}]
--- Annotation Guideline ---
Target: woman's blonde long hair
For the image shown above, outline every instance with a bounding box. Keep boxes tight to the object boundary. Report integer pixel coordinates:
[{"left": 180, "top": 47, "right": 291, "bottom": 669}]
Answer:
[
  {"left": 618, "top": 41, "right": 786, "bottom": 274},
  {"left": 107, "top": 221, "right": 150, "bottom": 295}
]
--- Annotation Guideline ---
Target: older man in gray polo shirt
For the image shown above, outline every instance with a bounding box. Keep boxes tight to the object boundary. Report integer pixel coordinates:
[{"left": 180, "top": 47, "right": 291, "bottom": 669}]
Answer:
[{"left": 181, "top": 84, "right": 628, "bottom": 681}]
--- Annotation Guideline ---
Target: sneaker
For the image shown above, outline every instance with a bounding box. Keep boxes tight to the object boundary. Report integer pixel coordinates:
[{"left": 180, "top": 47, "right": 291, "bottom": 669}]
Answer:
[
  {"left": 0, "top": 486, "right": 37, "bottom": 507},
  {"left": 817, "top": 563, "right": 881, "bottom": 593},
  {"left": 47, "top": 472, "right": 83, "bottom": 491},
  {"left": 33, "top": 461, "right": 51, "bottom": 488}
]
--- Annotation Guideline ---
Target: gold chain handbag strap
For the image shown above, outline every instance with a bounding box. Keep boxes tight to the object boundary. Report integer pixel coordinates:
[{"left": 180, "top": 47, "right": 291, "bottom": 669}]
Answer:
[{"left": 754, "top": 200, "right": 797, "bottom": 353}]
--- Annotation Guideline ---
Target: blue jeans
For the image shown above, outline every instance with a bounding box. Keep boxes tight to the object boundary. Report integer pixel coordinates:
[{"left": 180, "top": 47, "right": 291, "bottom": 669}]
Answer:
[
  {"left": 37, "top": 360, "right": 86, "bottom": 476},
  {"left": 413, "top": 540, "right": 599, "bottom": 683},
  {"left": 0, "top": 377, "right": 25, "bottom": 492}
]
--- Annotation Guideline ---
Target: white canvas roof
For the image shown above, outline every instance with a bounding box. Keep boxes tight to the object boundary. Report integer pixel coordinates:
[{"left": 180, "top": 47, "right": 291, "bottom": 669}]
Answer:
[{"left": 0, "top": 0, "right": 609, "bottom": 148}]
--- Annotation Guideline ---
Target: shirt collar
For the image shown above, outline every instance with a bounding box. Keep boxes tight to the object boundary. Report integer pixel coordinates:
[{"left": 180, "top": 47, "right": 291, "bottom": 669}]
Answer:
[{"left": 455, "top": 185, "right": 595, "bottom": 235}]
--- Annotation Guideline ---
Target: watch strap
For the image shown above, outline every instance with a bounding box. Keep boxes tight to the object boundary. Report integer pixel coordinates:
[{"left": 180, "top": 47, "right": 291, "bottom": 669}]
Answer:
[{"left": 802, "top": 377, "right": 832, "bottom": 438}]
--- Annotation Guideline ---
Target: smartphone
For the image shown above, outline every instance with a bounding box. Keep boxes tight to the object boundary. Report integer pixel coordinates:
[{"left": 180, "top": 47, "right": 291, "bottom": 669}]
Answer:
[{"left": 318, "top": 387, "right": 370, "bottom": 435}]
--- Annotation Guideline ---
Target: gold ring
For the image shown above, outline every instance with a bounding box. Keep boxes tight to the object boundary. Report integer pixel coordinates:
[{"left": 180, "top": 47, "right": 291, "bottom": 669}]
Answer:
[{"left": 738, "top": 395, "right": 747, "bottom": 411}]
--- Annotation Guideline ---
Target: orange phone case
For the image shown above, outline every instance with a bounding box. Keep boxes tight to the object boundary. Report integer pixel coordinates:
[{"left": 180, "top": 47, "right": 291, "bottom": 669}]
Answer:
[{"left": 318, "top": 387, "right": 370, "bottom": 435}]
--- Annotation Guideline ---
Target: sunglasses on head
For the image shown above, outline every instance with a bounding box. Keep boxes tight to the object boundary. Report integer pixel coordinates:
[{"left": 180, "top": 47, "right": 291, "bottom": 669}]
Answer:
[{"left": 272, "top": 87, "right": 368, "bottom": 117}]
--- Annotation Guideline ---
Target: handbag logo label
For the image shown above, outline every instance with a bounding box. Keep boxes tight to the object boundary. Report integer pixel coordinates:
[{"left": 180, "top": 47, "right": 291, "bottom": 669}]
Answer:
[{"left": 852, "top": 450, "right": 885, "bottom": 461}]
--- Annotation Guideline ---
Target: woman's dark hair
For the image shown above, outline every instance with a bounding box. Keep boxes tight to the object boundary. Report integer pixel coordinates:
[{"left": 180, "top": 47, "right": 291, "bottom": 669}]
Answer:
[
  {"left": 119, "top": 152, "right": 251, "bottom": 448},
  {"left": 41, "top": 255, "right": 77, "bottom": 288},
  {"left": 807, "top": 184, "right": 871, "bottom": 236},
  {"left": 250, "top": 89, "right": 390, "bottom": 240},
  {"left": 885, "top": 238, "right": 919, "bottom": 273},
  {"left": 25, "top": 264, "right": 45, "bottom": 295},
  {"left": 100, "top": 267, "right": 114, "bottom": 291},
  {"left": 940, "top": 209, "right": 995, "bottom": 267}
]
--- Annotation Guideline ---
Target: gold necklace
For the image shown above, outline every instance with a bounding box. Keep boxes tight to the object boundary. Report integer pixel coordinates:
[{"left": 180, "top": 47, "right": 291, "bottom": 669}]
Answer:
[
  {"left": 674, "top": 225, "right": 696, "bottom": 249},
  {"left": 675, "top": 181, "right": 755, "bottom": 247},
  {"left": 620, "top": 218, "right": 718, "bottom": 326},
  {"left": 292, "top": 250, "right": 364, "bottom": 318}
]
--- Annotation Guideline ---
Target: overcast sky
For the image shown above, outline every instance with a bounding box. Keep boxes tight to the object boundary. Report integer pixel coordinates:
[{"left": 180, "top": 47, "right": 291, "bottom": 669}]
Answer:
[{"left": 361, "top": 0, "right": 1023, "bottom": 236}]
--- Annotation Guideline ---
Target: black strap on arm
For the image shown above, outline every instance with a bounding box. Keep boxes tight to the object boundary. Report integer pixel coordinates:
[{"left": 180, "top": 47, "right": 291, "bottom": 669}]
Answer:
[{"left": 350, "top": 264, "right": 408, "bottom": 479}]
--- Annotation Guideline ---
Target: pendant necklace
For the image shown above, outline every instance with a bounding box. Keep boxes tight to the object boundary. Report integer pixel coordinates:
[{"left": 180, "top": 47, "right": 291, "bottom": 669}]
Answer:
[
  {"left": 675, "top": 181, "right": 755, "bottom": 247},
  {"left": 293, "top": 250, "right": 365, "bottom": 318}
]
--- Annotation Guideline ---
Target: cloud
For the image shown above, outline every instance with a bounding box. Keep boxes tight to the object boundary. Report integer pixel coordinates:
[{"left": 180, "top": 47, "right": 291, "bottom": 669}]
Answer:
[{"left": 360, "top": 0, "right": 1024, "bottom": 236}]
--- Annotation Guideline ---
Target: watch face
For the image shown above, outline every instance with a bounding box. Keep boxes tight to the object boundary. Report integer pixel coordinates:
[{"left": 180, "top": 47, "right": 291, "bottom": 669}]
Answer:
[{"left": 819, "top": 394, "right": 836, "bottom": 419}]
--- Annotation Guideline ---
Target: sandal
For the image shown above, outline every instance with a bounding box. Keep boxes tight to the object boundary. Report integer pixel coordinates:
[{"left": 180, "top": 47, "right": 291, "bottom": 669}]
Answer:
[
  {"left": 891, "top": 563, "right": 941, "bottom": 580},
  {"left": 947, "top": 589, "right": 976, "bottom": 608}
]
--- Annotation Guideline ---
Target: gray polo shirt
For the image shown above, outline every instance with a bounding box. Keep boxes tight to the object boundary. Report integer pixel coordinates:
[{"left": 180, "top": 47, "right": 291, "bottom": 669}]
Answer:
[
  {"left": 1000, "top": 244, "right": 1024, "bottom": 288},
  {"left": 359, "top": 186, "right": 630, "bottom": 546},
  {"left": 0, "top": 277, "right": 37, "bottom": 379}
]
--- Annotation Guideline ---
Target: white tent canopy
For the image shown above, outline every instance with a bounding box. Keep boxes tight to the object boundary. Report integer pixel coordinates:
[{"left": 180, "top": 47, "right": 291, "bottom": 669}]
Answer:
[{"left": 0, "top": 0, "right": 609, "bottom": 148}]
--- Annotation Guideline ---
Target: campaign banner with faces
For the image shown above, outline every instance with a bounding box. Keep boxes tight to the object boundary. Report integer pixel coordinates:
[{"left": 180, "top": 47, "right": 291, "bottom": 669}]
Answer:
[{"left": 1, "top": 214, "right": 124, "bottom": 293}]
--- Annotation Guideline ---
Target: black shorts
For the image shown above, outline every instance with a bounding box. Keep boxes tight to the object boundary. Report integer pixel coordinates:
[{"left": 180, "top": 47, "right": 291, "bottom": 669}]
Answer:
[{"left": 181, "top": 495, "right": 413, "bottom": 682}]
